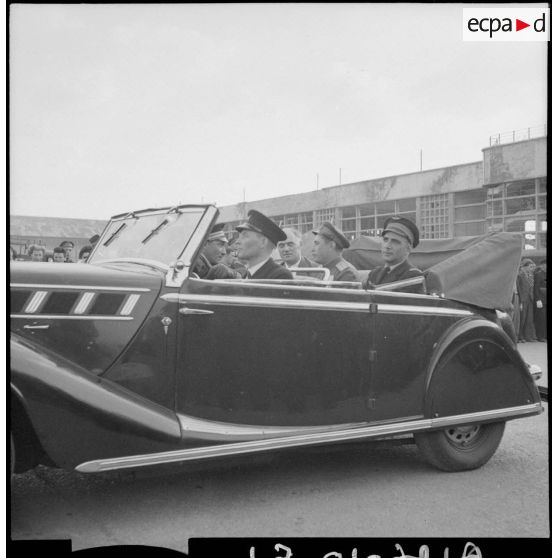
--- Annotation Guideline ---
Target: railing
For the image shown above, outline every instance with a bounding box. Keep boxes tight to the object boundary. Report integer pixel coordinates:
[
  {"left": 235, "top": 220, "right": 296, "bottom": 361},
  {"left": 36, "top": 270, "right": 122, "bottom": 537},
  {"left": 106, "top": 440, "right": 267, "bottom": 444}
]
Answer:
[{"left": 489, "top": 125, "right": 547, "bottom": 146}]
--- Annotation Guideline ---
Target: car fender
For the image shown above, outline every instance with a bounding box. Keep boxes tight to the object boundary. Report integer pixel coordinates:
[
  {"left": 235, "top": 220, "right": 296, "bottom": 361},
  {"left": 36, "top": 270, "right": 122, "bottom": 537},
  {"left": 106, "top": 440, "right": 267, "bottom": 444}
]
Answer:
[
  {"left": 10, "top": 332, "right": 182, "bottom": 470},
  {"left": 423, "top": 317, "right": 540, "bottom": 420}
]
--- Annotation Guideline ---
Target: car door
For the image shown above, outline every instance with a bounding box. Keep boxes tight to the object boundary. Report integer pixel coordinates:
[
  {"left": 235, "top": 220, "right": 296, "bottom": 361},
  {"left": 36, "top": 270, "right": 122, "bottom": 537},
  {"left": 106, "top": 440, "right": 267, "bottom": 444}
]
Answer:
[
  {"left": 173, "top": 278, "right": 377, "bottom": 428},
  {"left": 367, "top": 290, "right": 473, "bottom": 422}
]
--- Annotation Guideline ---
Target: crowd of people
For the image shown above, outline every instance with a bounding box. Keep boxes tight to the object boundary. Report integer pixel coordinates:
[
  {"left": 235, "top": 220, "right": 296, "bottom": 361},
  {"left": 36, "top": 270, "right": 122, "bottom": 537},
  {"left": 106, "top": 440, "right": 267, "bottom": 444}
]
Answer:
[
  {"left": 10, "top": 235, "right": 100, "bottom": 264},
  {"left": 514, "top": 258, "right": 547, "bottom": 343}
]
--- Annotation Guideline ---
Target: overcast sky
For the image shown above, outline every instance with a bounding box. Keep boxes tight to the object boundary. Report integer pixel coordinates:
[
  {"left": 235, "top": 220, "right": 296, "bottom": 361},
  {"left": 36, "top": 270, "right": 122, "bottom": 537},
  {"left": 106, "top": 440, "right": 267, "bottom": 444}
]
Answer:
[{"left": 9, "top": 3, "right": 547, "bottom": 220}]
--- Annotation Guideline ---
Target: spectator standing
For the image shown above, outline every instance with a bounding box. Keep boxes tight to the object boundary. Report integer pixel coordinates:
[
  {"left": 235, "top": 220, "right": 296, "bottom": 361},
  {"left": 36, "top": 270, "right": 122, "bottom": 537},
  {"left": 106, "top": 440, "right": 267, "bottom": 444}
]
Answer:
[
  {"left": 534, "top": 259, "right": 547, "bottom": 342},
  {"left": 28, "top": 244, "right": 45, "bottom": 262},
  {"left": 78, "top": 245, "right": 93, "bottom": 263},
  {"left": 517, "top": 258, "right": 537, "bottom": 342},
  {"left": 59, "top": 240, "right": 75, "bottom": 262},
  {"left": 53, "top": 247, "right": 66, "bottom": 263}
]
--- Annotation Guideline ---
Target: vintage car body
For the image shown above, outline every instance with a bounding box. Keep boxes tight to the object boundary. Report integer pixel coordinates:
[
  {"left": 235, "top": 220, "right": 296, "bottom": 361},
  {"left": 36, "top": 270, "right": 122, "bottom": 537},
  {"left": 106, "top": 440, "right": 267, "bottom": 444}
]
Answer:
[{"left": 10, "top": 205, "right": 543, "bottom": 474}]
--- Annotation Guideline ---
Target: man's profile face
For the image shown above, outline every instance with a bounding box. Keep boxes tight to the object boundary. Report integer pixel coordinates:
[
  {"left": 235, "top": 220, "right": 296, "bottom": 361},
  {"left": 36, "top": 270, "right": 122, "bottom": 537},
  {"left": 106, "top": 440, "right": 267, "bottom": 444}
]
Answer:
[
  {"left": 311, "top": 234, "right": 335, "bottom": 265},
  {"left": 237, "top": 230, "right": 267, "bottom": 262},
  {"left": 381, "top": 231, "right": 411, "bottom": 266},
  {"left": 53, "top": 252, "right": 66, "bottom": 262},
  {"left": 31, "top": 250, "right": 44, "bottom": 262},
  {"left": 203, "top": 239, "right": 227, "bottom": 265},
  {"left": 277, "top": 230, "right": 301, "bottom": 265}
]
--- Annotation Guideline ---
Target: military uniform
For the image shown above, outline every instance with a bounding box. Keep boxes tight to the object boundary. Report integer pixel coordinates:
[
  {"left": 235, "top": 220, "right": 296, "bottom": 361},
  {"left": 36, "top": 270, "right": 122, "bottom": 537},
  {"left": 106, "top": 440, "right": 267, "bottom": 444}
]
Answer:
[
  {"left": 236, "top": 210, "right": 294, "bottom": 281},
  {"left": 192, "top": 224, "right": 241, "bottom": 280},
  {"left": 325, "top": 256, "right": 359, "bottom": 282},
  {"left": 365, "top": 260, "right": 425, "bottom": 293},
  {"left": 364, "top": 216, "right": 425, "bottom": 294}
]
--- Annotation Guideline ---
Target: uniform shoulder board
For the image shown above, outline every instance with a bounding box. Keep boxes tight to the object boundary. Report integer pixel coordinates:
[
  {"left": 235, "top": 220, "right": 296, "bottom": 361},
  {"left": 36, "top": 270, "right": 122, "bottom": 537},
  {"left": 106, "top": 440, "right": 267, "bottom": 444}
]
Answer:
[{"left": 335, "top": 260, "right": 350, "bottom": 271}]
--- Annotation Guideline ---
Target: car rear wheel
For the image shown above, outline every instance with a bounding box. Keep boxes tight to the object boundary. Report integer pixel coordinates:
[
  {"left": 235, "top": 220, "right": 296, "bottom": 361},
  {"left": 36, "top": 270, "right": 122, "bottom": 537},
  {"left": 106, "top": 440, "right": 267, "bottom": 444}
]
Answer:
[{"left": 414, "top": 421, "right": 505, "bottom": 472}]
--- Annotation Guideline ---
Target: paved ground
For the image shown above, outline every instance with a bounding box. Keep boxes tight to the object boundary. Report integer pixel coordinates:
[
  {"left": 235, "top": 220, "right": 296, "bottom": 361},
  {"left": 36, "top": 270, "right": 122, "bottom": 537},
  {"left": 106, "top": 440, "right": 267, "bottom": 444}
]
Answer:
[{"left": 11, "top": 342, "right": 550, "bottom": 550}]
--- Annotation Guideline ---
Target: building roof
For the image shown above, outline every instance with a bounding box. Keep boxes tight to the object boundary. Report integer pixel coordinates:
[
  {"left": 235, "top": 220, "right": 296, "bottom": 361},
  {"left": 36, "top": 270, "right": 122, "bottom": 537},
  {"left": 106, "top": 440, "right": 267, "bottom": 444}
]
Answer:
[{"left": 10, "top": 215, "right": 107, "bottom": 238}]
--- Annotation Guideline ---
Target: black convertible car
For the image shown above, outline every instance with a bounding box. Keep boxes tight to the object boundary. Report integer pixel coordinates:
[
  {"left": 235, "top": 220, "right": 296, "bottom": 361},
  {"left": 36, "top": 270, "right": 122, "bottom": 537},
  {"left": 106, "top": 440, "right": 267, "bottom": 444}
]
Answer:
[{"left": 10, "top": 205, "right": 543, "bottom": 475}]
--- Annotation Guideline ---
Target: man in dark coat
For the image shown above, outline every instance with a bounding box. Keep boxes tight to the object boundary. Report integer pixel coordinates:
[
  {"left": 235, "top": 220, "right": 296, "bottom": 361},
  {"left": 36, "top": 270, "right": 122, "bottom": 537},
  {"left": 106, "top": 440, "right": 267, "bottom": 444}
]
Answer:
[
  {"left": 533, "top": 259, "right": 547, "bottom": 342},
  {"left": 236, "top": 210, "right": 293, "bottom": 280},
  {"left": 517, "top": 258, "right": 537, "bottom": 342},
  {"left": 364, "top": 216, "right": 425, "bottom": 294},
  {"left": 311, "top": 222, "right": 359, "bottom": 282}
]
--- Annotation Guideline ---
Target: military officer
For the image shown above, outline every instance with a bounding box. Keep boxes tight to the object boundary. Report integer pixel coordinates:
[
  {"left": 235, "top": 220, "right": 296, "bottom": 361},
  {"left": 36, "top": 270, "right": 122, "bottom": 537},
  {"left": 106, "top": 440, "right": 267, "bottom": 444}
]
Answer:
[
  {"left": 364, "top": 216, "right": 425, "bottom": 293},
  {"left": 59, "top": 240, "right": 75, "bottom": 263},
  {"left": 235, "top": 210, "right": 293, "bottom": 280},
  {"left": 192, "top": 223, "right": 240, "bottom": 279},
  {"left": 311, "top": 222, "right": 358, "bottom": 282}
]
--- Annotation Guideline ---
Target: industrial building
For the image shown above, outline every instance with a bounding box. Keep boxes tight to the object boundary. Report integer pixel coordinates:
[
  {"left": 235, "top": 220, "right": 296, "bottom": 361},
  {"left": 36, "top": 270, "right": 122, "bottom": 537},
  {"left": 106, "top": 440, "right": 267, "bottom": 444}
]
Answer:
[
  {"left": 10, "top": 129, "right": 547, "bottom": 258},
  {"left": 219, "top": 130, "right": 547, "bottom": 252}
]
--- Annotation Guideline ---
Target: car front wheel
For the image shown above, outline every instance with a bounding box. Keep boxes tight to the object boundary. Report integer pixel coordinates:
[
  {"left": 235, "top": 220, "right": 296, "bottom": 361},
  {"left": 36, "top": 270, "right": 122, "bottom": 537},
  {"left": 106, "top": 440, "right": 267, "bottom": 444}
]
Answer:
[{"left": 414, "top": 421, "right": 506, "bottom": 472}]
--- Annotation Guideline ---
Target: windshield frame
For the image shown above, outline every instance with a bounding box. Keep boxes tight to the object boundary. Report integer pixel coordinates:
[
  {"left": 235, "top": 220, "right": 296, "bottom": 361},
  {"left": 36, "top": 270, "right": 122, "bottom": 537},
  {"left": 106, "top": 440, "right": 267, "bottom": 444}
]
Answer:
[{"left": 88, "top": 205, "right": 217, "bottom": 285}]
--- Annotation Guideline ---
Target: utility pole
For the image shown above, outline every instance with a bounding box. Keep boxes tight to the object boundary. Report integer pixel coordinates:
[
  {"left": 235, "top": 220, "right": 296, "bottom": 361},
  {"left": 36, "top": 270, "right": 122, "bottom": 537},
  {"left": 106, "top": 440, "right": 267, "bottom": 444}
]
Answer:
[
  {"left": 420, "top": 149, "right": 423, "bottom": 171},
  {"left": 316, "top": 173, "right": 319, "bottom": 190}
]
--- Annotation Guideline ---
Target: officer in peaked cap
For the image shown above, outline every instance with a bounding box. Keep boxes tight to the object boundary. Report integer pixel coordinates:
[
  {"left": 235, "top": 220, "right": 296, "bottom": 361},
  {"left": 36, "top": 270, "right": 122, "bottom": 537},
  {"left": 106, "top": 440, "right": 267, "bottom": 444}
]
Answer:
[
  {"left": 364, "top": 216, "right": 425, "bottom": 293},
  {"left": 192, "top": 223, "right": 242, "bottom": 280},
  {"left": 58, "top": 240, "right": 75, "bottom": 263},
  {"left": 311, "top": 222, "right": 359, "bottom": 282},
  {"left": 235, "top": 210, "right": 293, "bottom": 280}
]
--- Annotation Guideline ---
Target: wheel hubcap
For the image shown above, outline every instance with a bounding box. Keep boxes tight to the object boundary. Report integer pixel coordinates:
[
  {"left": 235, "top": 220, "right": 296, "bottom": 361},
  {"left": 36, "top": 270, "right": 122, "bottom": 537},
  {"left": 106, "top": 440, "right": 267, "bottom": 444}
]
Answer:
[{"left": 445, "top": 425, "right": 481, "bottom": 446}]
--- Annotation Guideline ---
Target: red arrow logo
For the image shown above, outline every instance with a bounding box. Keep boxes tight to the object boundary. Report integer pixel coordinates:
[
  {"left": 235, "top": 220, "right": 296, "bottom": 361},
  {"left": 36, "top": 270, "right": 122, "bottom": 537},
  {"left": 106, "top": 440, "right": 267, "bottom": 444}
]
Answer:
[{"left": 516, "top": 19, "right": 530, "bottom": 31}]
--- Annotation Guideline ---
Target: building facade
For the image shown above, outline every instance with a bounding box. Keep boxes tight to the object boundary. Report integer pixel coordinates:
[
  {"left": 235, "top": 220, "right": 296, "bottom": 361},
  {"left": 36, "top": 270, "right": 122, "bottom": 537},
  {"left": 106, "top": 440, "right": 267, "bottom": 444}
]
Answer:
[{"left": 219, "top": 134, "right": 547, "bottom": 251}]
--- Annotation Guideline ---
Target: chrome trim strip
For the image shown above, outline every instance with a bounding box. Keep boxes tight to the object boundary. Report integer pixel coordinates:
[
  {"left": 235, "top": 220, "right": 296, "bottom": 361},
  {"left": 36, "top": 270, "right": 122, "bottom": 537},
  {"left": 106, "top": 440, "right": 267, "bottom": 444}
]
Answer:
[
  {"left": 430, "top": 404, "right": 541, "bottom": 428},
  {"left": 162, "top": 293, "right": 372, "bottom": 313},
  {"left": 376, "top": 304, "right": 473, "bottom": 317},
  {"left": 120, "top": 294, "right": 141, "bottom": 315},
  {"left": 24, "top": 291, "right": 48, "bottom": 313},
  {"left": 11, "top": 314, "right": 133, "bottom": 321},
  {"left": 73, "top": 292, "right": 96, "bottom": 315},
  {"left": 163, "top": 293, "right": 471, "bottom": 316},
  {"left": 11, "top": 283, "right": 151, "bottom": 292},
  {"left": 196, "top": 277, "right": 438, "bottom": 300},
  {"left": 177, "top": 414, "right": 370, "bottom": 441},
  {"left": 374, "top": 276, "right": 425, "bottom": 291},
  {"left": 75, "top": 403, "right": 541, "bottom": 473}
]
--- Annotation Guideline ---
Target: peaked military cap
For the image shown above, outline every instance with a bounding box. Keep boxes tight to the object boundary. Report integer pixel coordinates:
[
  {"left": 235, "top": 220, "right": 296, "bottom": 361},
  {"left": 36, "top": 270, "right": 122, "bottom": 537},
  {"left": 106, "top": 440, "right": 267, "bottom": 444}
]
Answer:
[
  {"left": 59, "top": 240, "right": 75, "bottom": 248},
  {"left": 382, "top": 216, "right": 420, "bottom": 248},
  {"left": 236, "top": 210, "right": 286, "bottom": 245},
  {"left": 207, "top": 223, "right": 228, "bottom": 243},
  {"left": 312, "top": 222, "right": 350, "bottom": 250}
]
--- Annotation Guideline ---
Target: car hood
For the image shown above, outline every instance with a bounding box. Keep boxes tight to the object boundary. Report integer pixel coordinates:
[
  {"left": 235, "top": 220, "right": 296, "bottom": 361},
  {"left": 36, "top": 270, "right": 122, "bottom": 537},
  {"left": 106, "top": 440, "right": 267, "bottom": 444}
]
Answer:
[{"left": 10, "top": 261, "right": 164, "bottom": 375}]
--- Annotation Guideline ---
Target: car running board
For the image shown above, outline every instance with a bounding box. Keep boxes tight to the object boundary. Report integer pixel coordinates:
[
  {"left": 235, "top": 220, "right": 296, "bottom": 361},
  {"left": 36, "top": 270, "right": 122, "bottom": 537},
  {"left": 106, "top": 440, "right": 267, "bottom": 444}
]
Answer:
[{"left": 75, "top": 403, "right": 542, "bottom": 473}]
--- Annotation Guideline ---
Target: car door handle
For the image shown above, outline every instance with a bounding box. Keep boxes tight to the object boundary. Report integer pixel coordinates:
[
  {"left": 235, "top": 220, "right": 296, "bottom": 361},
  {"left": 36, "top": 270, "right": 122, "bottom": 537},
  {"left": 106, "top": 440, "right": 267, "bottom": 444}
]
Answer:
[
  {"left": 179, "top": 307, "right": 214, "bottom": 316},
  {"left": 23, "top": 324, "right": 50, "bottom": 330}
]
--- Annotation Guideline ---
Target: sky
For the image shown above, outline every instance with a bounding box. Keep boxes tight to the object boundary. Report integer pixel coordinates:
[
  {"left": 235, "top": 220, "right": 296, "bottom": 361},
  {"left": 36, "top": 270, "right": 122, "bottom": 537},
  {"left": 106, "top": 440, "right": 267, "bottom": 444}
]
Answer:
[{"left": 9, "top": 3, "right": 548, "bottom": 220}]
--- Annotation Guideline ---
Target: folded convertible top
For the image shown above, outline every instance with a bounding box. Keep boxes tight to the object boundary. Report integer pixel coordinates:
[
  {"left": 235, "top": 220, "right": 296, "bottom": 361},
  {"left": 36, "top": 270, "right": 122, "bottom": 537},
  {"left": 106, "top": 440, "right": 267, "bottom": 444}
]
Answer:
[{"left": 343, "top": 232, "right": 524, "bottom": 311}]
